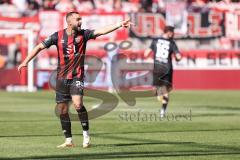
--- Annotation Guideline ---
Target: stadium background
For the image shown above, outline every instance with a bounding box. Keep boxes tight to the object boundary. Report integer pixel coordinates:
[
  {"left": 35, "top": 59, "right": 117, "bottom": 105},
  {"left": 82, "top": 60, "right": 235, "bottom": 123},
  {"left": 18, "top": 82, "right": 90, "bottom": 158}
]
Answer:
[{"left": 1, "top": 0, "right": 240, "bottom": 160}]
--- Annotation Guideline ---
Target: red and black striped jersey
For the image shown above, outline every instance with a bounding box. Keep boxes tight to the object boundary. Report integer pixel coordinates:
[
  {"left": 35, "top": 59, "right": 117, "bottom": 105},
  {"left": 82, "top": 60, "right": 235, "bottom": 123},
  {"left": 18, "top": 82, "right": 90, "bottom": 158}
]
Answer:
[{"left": 42, "top": 29, "right": 95, "bottom": 80}]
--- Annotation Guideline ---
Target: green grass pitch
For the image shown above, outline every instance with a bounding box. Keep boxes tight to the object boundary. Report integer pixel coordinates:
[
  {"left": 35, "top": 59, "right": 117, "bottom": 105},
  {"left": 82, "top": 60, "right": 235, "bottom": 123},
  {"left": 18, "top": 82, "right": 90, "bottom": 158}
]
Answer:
[{"left": 0, "top": 90, "right": 240, "bottom": 160}]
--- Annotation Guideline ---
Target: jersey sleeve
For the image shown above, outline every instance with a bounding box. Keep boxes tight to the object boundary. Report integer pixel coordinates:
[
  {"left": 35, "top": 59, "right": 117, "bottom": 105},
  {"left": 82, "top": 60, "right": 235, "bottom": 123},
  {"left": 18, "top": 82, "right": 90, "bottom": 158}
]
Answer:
[
  {"left": 150, "top": 40, "right": 156, "bottom": 53},
  {"left": 83, "top": 29, "right": 96, "bottom": 41},
  {"left": 42, "top": 32, "right": 58, "bottom": 48},
  {"left": 172, "top": 41, "right": 180, "bottom": 55}
]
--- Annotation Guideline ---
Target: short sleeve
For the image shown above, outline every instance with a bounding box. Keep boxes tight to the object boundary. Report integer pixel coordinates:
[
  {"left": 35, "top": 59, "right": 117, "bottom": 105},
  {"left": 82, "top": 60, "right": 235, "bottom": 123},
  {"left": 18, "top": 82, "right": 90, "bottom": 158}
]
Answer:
[
  {"left": 42, "top": 32, "right": 58, "bottom": 48},
  {"left": 83, "top": 29, "right": 96, "bottom": 41},
  {"left": 150, "top": 40, "right": 156, "bottom": 53},
  {"left": 172, "top": 41, "right": 180, "bottom": 55}
]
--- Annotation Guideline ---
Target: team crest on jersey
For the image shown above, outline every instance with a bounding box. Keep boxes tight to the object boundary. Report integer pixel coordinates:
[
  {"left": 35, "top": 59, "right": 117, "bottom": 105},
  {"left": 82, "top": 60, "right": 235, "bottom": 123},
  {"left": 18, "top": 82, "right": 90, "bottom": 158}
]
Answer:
[{"left": 75, "top": 37, "right": 81, "bottom": 43}]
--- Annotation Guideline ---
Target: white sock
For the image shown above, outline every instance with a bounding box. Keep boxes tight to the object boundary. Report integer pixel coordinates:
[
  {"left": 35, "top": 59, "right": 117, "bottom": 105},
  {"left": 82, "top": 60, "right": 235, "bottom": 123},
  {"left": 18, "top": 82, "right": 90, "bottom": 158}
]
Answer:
[
  {"left": 161, "top": 108, "right": 165, "bottom": 114},
  {"left": 83, "top": 130, "right": 89, "bottom": 137},
  {"left": 65, "top": 137, "right": 72, "bottom": 144},
  {"left": 160, "top": 109, "right": 166, "bottom": 118}
]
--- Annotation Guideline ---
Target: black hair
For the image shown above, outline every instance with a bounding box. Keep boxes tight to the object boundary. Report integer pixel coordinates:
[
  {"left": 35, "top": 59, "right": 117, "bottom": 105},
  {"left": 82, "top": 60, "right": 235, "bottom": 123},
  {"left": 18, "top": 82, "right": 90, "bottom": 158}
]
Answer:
[
  {"left": 66, "top": 11, "right": 79, "bottom": 22},
  {"left": 164, "top": 26, "right": 175, "bottom": 33}
]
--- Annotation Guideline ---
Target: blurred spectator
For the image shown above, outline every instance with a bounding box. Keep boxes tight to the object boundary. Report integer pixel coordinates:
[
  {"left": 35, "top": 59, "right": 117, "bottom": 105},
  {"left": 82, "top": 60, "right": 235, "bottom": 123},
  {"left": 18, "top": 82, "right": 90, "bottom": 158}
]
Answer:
[
  {"left": 74, "top": 0, "right": 96, "bottom": 12},
  {"left": 0, "top": 0, "right": 21, "bottom": 17},
  {"left": 55, "top": 0, "right": 76, "bottom": 12},
  {"left": 12, "top": 0, "right": 27, "bottom": 15},
  {"left": 139, "top": 0, "right": 153, "bottom": 12},
  {"left": 190, "top": 0, "right": 209, "bottom": 6},
  {"left": 157, "top": 0, "right": 166, "bottom": 12},
  {"left": 0, "top": 0, "right": 181, "bottom": 14},
  {"left": 113, "top": 0, "right": 122, "bottom": 11},
  {"left": 221, "top": 0, "right": 232, "bottom": 3},
  {"left": 94, "top": 0, "right": 114, "bottom": 12},
  {"left": 23, "top": 0, "right": 40, "bottom": 16},
  {"left": 209, "top": 0, "right": 238, "bottom": 12},
  {"left": 188, "top": 0, "right": 210, "bottom": 12},
  {"left": 121, "top": 0, "right": 139, "bottom": 12},
  {"left": 42, "top": 0, "right": 58, "bottom": 10}
]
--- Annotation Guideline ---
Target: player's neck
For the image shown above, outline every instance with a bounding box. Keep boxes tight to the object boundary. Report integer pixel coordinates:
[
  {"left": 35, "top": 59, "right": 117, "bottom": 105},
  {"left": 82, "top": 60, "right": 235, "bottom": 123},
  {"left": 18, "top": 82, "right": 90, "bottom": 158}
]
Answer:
[
  {"left": 163, "top": 34, "right": 168, "bottom": 39},
  {"left": 66, "top": 27, "right": 75, "bottom": 36}
]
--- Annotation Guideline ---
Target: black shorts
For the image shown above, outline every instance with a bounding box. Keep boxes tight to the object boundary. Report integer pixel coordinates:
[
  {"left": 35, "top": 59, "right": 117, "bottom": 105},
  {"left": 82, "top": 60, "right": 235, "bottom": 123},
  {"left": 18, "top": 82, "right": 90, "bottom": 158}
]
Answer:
[
  {"left": 55, "top": 78, "right": 84, "bottom": 104},
  {"left": 153, "top": 62, "right": 173, "bottom": 88}
]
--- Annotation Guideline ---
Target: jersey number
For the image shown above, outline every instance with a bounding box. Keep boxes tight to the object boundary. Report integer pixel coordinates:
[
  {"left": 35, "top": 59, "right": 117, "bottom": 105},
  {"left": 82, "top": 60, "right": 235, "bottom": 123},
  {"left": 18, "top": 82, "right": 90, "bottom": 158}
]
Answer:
[
  {"left": 76, "top": 81, "right": 83, "bottom": 88},
  {"left": 156, "top": 40, "right": 170, "bottom": 62}
]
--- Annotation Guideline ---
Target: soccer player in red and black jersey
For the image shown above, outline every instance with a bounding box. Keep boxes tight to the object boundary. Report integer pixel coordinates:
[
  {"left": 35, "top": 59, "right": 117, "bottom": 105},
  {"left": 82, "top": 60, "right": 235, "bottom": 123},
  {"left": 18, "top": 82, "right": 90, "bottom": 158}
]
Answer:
[{"left": 18, "top": 11, "right": 132, "bottom": 148}]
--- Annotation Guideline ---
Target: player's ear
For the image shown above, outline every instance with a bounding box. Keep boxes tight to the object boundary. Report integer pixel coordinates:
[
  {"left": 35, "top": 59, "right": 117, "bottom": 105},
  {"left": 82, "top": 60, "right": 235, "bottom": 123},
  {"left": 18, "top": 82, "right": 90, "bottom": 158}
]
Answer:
[{"left": 66, "top": 16, "right": 72, "bottom": 25}]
